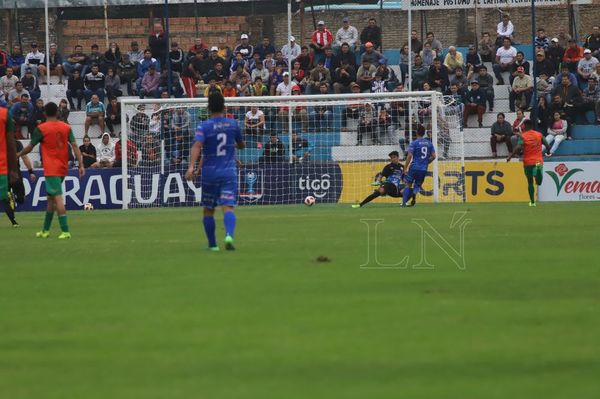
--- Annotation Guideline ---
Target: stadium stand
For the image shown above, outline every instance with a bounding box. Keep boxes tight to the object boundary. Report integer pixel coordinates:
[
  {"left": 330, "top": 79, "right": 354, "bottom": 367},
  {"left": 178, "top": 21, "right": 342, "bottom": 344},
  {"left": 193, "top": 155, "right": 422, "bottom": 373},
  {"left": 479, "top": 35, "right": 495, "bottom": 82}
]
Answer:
[{"left": 4, "top": 15, "right": 600, "bottom": 167}]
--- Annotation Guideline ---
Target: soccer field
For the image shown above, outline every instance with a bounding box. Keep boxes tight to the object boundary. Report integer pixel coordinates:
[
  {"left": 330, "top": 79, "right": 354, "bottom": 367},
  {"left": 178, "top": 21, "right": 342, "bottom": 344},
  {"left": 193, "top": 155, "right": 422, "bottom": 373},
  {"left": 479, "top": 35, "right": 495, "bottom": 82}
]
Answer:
[{"left": 1, "top": 203, "right": 599, "bottom": 399}]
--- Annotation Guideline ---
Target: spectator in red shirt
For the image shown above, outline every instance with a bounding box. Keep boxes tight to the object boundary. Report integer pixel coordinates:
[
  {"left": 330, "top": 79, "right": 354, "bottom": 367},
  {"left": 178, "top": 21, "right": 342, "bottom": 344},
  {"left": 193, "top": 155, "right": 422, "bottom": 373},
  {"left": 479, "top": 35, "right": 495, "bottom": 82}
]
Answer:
[
  {"left": 188, "top": 37, "right": 208, "bottom": 59},
  {"left": 294, "top": 46, "right": 313, "bottom": 73},
  {"left": 113, "top": 137, "right": 138, "bottom": 168},
  {"left": 563, "top": 39, "right": 584, "bottom": 73},
  {"left": 222, "top": 80, "right": 237, "bottom": 97},
  {"left": 0, "top": 44, "right": 9, "bottom": 77},
  {"left": 310, "top": 20, "right": 333, "bottom": 65},
  {"left": 140, "top": 134, "right": 160, "bottom": 167}
]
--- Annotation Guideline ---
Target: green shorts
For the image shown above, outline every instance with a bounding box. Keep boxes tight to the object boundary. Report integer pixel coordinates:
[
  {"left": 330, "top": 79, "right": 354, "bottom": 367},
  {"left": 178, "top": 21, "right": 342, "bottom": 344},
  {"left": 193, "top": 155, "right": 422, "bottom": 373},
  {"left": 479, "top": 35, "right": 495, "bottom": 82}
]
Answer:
[
  {"left": 0, "top": 174, "right": 8, "bottom": 201},
  {"left": 524, "top": 164, "right": 543, "bottom": 179},
  {"left": 45, "top": 176, "right": 65, "bottom": 196}
]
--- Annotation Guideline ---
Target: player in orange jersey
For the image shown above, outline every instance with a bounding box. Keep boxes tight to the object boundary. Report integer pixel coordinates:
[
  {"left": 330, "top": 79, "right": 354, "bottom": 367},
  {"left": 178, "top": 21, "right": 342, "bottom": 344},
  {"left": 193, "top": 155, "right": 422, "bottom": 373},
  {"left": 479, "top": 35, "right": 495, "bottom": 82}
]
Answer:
[
  {"left": 506, "top": 119, "right": 551, "bottom": 206},
  {"left": 18, "top": 102, "right": 85, "bottom": 238},
  {"left": 0, "top": 105, "right": 20, "bottom": 226}
]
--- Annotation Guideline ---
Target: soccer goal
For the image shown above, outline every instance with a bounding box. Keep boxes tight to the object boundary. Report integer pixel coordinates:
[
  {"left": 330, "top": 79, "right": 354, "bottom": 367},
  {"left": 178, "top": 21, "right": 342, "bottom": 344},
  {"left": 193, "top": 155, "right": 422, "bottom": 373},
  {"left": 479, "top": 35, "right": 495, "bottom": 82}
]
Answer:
[{"left": 119, "top": 91, "right": 465, "bottom": 209}]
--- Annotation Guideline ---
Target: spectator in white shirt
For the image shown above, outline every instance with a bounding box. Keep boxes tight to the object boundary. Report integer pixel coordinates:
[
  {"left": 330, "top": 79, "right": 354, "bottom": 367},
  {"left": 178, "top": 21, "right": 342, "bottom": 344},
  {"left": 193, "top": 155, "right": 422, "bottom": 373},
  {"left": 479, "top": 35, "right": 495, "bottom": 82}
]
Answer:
[
  {"left": 281, "top": 36, "right": 301, "bottom": 63},
  {"left": 7, "top": 81, "right": 29, "bottom": 104},
  {"left": 22, "top": 42, "right": 47, "bottom": 83},
  {"left": 276, "top": 72, "right": 293, "bottom": 96},
  {"left": 493, "top": 37, "right": 517, "bottom": 85},
  {"left": 251, "top": 61, "right": 270, "bottom": 84},
  {"left": 0, "top": 67, "right": 19, "bottom": 100},
  {"left": 91, "top": 133, "right": 115, "bottom": 168},
  {"left": 577, "top": 49, "right": 599, "bottom": 87},
  {"left": 334, "top": 17, "right": 359, "bottom": 53},
  {"left": 244, "top": 106, "right": 266, "bottom": 139},
  {"left": 496, "top": 14, "right": 514, "bottom": 42},
  {"left": 127, "top": 41, "right": 144, "bottom": 64}
]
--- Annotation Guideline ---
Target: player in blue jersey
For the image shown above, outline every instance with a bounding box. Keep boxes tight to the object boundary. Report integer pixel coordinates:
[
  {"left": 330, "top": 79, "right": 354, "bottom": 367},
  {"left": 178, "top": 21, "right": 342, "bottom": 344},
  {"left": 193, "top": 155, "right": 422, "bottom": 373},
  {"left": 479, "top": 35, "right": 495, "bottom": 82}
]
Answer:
[
  {"left": 185, "top": 92, "right": 245, "bottom": 251},
  {"left": 402, "top": 125, "right": 436, "bottom": 207},
  {"left": 352, "top": 151, "right": 413, "bottom": 208}
]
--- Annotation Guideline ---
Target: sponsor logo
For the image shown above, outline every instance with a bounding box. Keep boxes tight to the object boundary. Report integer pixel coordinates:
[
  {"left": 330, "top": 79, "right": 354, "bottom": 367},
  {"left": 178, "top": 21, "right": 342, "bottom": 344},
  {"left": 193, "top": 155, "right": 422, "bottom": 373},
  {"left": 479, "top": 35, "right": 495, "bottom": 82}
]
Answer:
[
  {"left": 546, "top": 163, "right": 600, "bottom": 200},
  {"left": 239, "top": 169, "right": 264, "bottom": 203},
  {"left": 298, "top": 174, "right": 331, "bottom": 198},
  {"left": 21, "top": 169, "right": 203, "bottom": 210}
]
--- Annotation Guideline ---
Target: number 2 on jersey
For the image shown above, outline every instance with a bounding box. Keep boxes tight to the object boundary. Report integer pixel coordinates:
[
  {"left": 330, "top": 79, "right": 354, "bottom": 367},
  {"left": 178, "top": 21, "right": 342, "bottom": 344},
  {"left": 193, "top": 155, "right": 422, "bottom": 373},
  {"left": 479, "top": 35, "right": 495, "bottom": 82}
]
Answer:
[{"left": 216, "top": 133, "right": 227, "bottom": 156}]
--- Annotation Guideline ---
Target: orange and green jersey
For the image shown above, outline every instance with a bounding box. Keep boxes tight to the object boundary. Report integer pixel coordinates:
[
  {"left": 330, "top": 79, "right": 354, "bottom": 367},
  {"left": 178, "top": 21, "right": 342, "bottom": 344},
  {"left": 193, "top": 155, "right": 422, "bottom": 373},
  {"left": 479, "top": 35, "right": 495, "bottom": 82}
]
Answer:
[
  {"left": 0, "top": 107, "right": 16, "bottom": 175},
  {"left": 518, "top": 129, "right": 547, "bottom": 166},
  {"left": 30, "top": 120, "right": 75, "bottom": 177}
]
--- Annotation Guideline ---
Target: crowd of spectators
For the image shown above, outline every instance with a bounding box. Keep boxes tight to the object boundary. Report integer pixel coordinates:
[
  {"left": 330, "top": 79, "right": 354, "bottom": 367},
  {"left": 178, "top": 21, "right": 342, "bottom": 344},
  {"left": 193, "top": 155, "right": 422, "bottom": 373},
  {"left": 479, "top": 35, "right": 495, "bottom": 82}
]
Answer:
[
  {"left": 480, "top": 23, "right": 600, "bottom": 157},
  {"left": 2, "top": 15, "right": 600, "bottom": 162}
]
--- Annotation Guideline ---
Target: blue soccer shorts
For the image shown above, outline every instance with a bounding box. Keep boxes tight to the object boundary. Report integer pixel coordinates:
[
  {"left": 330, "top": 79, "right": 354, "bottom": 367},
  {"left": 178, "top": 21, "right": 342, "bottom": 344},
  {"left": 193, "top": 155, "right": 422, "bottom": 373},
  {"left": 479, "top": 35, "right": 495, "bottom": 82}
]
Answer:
[
  {"left": 404, "top": 169, "right": 427, "bottom": 189},
  {"left": 201, "top": 175, "right": 238, "bottom": 209}
]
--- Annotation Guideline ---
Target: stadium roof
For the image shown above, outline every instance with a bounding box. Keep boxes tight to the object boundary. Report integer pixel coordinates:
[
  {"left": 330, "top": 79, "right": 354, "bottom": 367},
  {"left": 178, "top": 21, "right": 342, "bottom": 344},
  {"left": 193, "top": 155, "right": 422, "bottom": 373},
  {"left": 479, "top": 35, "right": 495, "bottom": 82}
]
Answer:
[
  {"left": 1, "top": 0, "right": 260, "bottom": 8},
  {"left": 0, "top": 0, "right": 379, "bottom": 9}
]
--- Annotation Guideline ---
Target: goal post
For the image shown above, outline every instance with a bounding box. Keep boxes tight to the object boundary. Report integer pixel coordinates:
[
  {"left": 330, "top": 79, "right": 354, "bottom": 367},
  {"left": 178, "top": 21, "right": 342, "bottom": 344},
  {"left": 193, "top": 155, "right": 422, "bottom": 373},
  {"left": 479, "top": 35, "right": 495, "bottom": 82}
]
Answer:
[
  {"left": 119, "top": 91, "right": 465, "bottom": 209},
  {"left": 431, "top": 91, "right": 439, "bottom": 203}
]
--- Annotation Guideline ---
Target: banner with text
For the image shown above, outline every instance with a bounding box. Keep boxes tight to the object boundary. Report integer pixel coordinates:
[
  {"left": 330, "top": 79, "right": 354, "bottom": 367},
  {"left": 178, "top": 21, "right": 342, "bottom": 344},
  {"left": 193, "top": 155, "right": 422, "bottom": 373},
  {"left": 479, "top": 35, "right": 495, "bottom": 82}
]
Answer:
[
  {"left": 539, "top": 162, "right": 600, "bottom": 202},
  {"left": 403, "top": 0, "right": 589, "bottom": 10},
  {"left": 338, "top": 161, "right": 528, "bottom": 203},
  {"left": 17, "top": 162, "right": 344, "bottom": 211}
]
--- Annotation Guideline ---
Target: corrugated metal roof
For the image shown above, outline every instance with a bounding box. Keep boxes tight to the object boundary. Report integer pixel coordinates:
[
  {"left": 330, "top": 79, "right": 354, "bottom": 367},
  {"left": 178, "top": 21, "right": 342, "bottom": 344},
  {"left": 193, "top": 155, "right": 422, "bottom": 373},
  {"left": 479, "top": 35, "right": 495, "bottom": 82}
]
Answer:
[{"left": 0, "top": 0, "right": 259, "bottom": 9}]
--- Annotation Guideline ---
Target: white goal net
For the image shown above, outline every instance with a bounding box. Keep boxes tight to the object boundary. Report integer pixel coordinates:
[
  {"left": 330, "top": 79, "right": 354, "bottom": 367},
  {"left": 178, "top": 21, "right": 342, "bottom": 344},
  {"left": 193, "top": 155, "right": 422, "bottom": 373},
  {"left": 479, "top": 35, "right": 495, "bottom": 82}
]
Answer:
[{"left": 119, "top": 91, "right": 465, "bottom": 208}]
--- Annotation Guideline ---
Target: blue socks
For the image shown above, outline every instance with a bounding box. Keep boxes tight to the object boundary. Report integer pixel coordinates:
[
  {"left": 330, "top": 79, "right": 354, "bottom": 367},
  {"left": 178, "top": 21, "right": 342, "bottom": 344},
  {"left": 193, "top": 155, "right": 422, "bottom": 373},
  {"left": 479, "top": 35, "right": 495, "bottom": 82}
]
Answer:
[
  {"left": 224, "top": 211, "right": 236, "bottom": 238},
  {"left": 402, "top": 187, "right": 411, "bottom": 206},
  {"left": 402, "top": 187, "right": 418, "bottom": 206},
  {"left": 203, "top": 212, "right": 237, "bottom": 248},
  {"left": 203, "top": 216, "right": 217, "bottom": 248}
]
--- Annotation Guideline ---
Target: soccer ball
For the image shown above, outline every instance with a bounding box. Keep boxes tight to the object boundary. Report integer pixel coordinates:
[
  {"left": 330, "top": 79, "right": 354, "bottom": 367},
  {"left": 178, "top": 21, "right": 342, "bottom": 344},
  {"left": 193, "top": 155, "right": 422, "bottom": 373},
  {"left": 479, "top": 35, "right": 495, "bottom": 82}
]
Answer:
[
  {"left": 304, "top": 196, "right": 316, "bottom": 206},
  {"left": 84, "top": 203, "right": 94, "bottom": 211}
]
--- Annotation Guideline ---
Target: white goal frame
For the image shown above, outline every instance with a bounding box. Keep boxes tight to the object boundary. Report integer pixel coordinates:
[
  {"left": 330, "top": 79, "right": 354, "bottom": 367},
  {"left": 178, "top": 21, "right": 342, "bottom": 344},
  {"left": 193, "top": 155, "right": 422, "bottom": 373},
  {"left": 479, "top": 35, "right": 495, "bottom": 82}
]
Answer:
[{"left": 120, "top": 91, "right": 460, "bottom": 209}]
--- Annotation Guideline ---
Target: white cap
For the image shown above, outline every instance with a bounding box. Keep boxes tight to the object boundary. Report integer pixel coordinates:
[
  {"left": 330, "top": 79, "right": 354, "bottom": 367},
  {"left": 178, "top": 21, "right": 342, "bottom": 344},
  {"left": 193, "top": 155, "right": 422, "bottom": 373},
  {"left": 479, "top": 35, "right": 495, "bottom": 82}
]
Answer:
[
  {"left": 283, "top": 72, "right": 289, "bottom": 76},
  {"left": 241, "top": 33, "right": 249, "bottom": 39},
  {"left": 551, "top": 37, "right": 559, "bottom": 43},
  {"left": 289, "top": 36, "right": 295, "bottom": 42},
  {"left": 317, "top": 20, "right": 325, "bottom": 25},
  {"left": 210, "top": 46, "right": 218, "bottom": 51},
  {"left": 584, "top": 48, "right": 592, "bottom": 54}
]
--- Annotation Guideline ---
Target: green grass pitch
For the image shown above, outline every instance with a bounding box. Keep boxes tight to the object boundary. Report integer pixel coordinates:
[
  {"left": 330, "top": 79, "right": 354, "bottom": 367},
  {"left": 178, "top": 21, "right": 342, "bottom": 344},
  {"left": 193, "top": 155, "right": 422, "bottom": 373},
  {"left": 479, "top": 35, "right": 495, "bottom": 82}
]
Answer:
[{"left": 1, "top": 203, "right": 599, "bottom": 399}]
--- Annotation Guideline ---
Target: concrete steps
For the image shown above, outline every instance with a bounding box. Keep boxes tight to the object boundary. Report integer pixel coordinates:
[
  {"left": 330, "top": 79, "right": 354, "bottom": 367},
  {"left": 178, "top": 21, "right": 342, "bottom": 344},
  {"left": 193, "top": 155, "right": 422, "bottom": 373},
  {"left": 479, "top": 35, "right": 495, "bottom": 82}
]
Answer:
[
  {"left": 553, "top": 139, "right": 600, "bottom": 156},
  {"left": 571, "top": 125, "right": 600, "bottom": 140},
  {"left": 464, "top": 112, "right": 518, "bottom": 128}
]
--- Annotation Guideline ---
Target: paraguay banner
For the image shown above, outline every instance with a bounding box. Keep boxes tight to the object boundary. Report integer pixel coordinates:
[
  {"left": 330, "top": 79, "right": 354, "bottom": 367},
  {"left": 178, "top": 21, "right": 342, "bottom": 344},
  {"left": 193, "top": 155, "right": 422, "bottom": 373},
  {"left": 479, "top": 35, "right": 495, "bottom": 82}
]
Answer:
[
  {"left": 539, "top": 162, "right": 600, "bottom": 202},
  {"left": 17, "top": 162, "right": 344, "bottom": 211}
]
